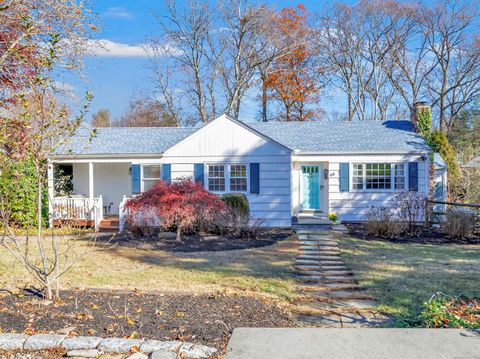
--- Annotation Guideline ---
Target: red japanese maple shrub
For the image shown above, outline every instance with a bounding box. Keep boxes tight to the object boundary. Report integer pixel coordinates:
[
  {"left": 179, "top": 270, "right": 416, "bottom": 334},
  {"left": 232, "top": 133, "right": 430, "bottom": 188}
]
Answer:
[{"left": 124, "top": 179, "right": 226, "bottom": 241}]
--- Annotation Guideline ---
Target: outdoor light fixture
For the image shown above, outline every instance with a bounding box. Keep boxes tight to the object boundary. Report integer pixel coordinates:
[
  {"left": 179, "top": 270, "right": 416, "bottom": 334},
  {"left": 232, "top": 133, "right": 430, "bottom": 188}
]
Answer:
[
  {"left": 128, "top": 166, "right": 132, "bottom": 175},
  {"left": 324, "top": 169, "right": 329, "bottom": 179}
]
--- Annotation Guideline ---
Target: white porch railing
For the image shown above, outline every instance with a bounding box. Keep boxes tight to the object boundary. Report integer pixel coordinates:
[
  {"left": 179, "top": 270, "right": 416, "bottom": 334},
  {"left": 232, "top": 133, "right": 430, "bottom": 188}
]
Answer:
[
  {"left": 119, "top": 195, "right": 161, "bottom": 232},
  {"left": 52, "top": 195, "right": 103, "bottom": 229}
]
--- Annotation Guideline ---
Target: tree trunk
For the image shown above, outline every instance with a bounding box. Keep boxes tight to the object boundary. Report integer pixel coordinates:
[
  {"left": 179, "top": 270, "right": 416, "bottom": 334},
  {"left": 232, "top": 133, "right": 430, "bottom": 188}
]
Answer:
[
  {"left": 176, "top": 226, "right": 181, "bottom": 242},
  {"left": 261, "top": 77, "right": 268, "bottom": 122}
]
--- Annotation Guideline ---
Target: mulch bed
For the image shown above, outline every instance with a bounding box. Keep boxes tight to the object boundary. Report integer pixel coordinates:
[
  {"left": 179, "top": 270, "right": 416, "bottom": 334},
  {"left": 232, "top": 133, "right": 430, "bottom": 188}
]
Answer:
[
  {"left": 102, "top": 228, "right": 294, "bottom": 253},
  {"left": 346, "top": 223, "right": 480, "bottom": 245},
  {"left": 0, "top": 289, "right": 295, "bottom": 351}
]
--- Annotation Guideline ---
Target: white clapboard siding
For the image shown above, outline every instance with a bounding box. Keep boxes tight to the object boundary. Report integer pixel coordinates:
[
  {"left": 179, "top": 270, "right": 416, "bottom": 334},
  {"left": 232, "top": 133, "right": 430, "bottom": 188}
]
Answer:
[
  {"left": 323, "top": 154, "right": 429, "bottom": 221},
  {"left": 163, "top": 115, "right": 293, "bottom": 227}
]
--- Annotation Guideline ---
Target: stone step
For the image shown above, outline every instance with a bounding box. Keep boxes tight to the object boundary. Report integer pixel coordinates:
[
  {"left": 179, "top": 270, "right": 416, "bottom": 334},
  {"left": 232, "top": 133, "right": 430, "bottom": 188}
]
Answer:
[
  {"left": 318, "top": 256, "right": 342, "bottom": 261},
  {"left": 320, "top": 264, "right": 347, "bottom": 268},
  {"left": 317, "top": 257, "right": 345, "bottom": 266},
  {"left": 299, "top": 241, "right": 321, "bottom": 247},
  {"left": 299, "top": 246, "right": 320, "bottom": 251},
  {"left": 298, "top": 283, "right": 362, "bottom": 292},
  {"left": 295, "top": 314, "right": 342, "bottom": 327},
  {"left": 297, "top": 299, "right": 377, "bottom": 310},
  {"left": 295, "top": 312, "right": 391, "bottom": 327},
  {"left": 296, "top": 270, "right": 323, "bottom": 276},
  {"left": 296, "top": 255, "right": 319, "bottom": 260},
  {"left": 323, "top": 270, "right": 353, "bottom": 276},
  {"left": 295, "top": 257, "right": 320, "bottom": 265},
  {"left": 318, "top": 251, "right": 341, "bottom": 256},
  {"left": 295, "top": 265, "right": 321, "bottom": 271},
  {"left": 306, "top": 290, "right": 372, "bottom": 299},
  {"left": 323, "top": 283, "right": 363, "bottom": 290},
  {"left": 321, "top": 277, "right": 357, "bottom": 285},
  {"left": 296, "top": 230, "right": 331, "bottom": 235},
  {"left": 293, "top": 225, "right": 333, "bottom": 231}
]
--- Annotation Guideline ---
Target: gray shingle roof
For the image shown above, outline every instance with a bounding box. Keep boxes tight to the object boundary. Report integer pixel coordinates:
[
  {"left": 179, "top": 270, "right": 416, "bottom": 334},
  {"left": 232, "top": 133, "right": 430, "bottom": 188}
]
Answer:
[
  {"left": 57, "top": 126, "right": 197, "bottom": 155},
  {"left": 56, "top": 119, "right": 430, "bottom": 156},
  {"left": 249, "top": 120, "right": 430, "bottom": 153}
]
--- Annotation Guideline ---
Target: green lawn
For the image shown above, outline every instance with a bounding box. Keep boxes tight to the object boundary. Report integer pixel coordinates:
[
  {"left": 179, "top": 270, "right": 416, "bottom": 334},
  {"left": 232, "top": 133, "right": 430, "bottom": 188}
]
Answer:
[{"left": 339, "top": 236, "right": 480, "bottom": 321}]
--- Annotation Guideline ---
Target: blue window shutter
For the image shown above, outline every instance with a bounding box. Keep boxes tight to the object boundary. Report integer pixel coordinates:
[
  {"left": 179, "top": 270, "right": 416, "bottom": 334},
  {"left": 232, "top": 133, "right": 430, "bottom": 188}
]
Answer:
[
  {"left": 339, "top": 163, "right": 350, "bottom": 192},
  {"left": 250, "top": 163, "right": 260, "bottom": 194},
  {"left": 194, "top": 163, "right": 204, "bottom": 185},
  {"left": 131, "top": 164, "right": 141, "bottom": 194},
  {"left": 161, "top": 164, "right": 171, "bottom": 183},
  {"left": 409, "top": 162, "right": 418, "bottom": 191}
]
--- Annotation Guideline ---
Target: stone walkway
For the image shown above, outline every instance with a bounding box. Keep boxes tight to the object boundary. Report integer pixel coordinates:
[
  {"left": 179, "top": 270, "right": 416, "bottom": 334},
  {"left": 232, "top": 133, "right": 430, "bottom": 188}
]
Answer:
[{"left": 293, "top": 229, "right": 390, "bottom": 327}]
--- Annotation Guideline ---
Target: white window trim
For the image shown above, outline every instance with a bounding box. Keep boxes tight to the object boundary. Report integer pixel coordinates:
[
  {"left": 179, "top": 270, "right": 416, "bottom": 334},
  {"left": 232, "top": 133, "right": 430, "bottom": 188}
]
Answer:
[
  {"left": 205, "top": 163, "right": 249, "bottom": 194},
  {"left": 349, "top": 162, "right": 409, "bottom": 193},
  {"left": 141, "top": 164, "right": 162, "bottom": 192}
]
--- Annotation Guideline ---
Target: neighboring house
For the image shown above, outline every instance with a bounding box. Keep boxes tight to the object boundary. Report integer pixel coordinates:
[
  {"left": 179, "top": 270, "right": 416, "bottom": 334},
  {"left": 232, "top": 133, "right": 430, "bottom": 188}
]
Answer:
[{"left": 50, "top": 114, "right": 434, "bottom": 229}]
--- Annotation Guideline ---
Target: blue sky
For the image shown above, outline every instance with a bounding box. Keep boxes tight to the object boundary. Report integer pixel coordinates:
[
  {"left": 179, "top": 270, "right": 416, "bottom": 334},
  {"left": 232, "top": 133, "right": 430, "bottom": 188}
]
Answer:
[{"left": 58, "top": 1, "right": 353, "bottom": 123}]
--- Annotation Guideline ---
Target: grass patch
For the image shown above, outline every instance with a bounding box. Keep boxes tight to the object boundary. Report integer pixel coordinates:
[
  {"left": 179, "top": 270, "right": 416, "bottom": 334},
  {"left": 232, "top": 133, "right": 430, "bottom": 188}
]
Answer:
[
  {"left": 339, "top": 235, "right": 480, "bottom": 323},
  {"left": 1, "top": 226, "right": 94, "bottom": 237},
  {"left": 0, "top": 235, "right": 299, "bottom": 305}
]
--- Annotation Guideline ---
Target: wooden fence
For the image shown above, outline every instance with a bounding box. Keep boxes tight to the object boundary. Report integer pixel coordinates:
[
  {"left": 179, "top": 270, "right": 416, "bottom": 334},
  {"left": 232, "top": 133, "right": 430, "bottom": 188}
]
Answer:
[{"left": 427, "top": 200, "right": 480, "bottom": 231}]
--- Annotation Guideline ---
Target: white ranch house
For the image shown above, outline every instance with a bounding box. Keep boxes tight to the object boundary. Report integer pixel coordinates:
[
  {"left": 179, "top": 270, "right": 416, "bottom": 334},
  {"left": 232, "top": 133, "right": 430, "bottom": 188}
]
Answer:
[{"left": 49, "top": 114, "right": 446, "bottom": 230}]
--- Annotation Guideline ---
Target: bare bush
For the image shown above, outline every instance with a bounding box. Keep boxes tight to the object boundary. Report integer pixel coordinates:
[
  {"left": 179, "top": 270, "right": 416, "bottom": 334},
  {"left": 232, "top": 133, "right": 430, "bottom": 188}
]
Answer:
[
  {"left": 443, "top": 208, "right": 475, "bottom": 238},
  {"left": 365, "top": 206, "right": 406, "bottom": 238},
  {"left": 392, "top": 191, "right": 426, "bottom": 235},
  {"left": 366, "top": 206, "right": 406, "bottom": 238}
]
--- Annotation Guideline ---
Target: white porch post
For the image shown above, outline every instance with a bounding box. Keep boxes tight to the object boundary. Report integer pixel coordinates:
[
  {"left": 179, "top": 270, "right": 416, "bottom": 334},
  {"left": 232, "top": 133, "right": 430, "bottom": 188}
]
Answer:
[
  {"left": 88, "top": 162, "right": 94, "bottom": 215},
  {"left": 47, "top": 161, "right": 54, "bottom": 228}
]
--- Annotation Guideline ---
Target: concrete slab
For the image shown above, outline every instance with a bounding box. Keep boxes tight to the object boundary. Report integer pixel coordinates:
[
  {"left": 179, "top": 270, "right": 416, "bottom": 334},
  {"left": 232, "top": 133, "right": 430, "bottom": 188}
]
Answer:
[{"left": 226, "top": 328, "right": 480, "bottom": 359}]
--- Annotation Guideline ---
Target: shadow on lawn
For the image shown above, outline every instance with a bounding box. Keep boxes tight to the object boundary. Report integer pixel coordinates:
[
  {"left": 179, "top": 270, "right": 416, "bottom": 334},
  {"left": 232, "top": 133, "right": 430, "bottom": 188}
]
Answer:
[
  {"left": 94, "top": 235, "right": 299, "bottom": 282},
  {"left": 340, "top": 237, "right": 480, "bottom": 324}
]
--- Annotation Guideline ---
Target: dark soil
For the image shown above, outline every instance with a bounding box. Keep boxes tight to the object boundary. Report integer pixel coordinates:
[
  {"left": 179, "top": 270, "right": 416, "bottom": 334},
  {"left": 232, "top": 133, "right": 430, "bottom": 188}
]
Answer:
[
  {"left": 0, "top": 289, "right": 295, "bottom": 351},
  {"left": 102, "top": 228, "right": 294, "bottom": 253},
  {"left": 346, "top": 223, "right": 480, "bottom": 245}
]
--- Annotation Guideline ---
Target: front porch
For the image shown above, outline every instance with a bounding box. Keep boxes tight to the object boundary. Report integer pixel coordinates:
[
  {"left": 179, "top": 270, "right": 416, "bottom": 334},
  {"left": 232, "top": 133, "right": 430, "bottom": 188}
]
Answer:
[{"left": 48, "top": 161, "right": 136, "bottom": 230}]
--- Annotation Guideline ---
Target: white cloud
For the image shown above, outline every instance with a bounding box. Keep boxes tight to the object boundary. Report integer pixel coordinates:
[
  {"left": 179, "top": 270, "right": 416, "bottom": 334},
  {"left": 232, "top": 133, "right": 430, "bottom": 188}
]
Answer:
[
  {"left": 103, "top": 7, "right": 134, "bottom": 19},
  {"left": 86, "top": 39, "right": 182, "bottom": 58}
]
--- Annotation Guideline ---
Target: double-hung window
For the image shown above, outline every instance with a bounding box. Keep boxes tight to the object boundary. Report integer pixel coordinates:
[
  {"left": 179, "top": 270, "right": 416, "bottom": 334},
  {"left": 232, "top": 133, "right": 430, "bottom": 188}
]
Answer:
[
  {"left": 366, "top": 163, "right": 391, "bottom": 190},
  {"left": 208, "top": 164, "right": 226, "bottom": 192},
  {"left": 230, "top": 164, "right": 247, "bottom": 192},
  {"left": 352, "top": 163, "right": 406, "bottom": 191},
  {"left": 207, "top": 163, "right": 248, "bottom": 193},
  {"left": 142, "top": 165, "right": 161, "bottom": 191}
]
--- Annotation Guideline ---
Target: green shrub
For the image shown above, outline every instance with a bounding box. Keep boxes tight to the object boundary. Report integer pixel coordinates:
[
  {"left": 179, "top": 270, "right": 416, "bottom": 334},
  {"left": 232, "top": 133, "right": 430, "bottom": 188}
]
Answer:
[
  {"left": 222, "top": 193, "right": 250, "bottom": 218},
  {"left": 427, "top": 129, "right": 460, "bottom": 182},
  {"left": 0, "top": 157, "right": 48, "bottom": 227}
]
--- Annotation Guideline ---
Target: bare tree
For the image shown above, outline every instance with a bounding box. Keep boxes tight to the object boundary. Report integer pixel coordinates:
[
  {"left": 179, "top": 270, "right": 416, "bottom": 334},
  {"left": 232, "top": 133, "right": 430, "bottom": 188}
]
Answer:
[
  {"left": 151, "top": 0, "right": 213, "bottom": 123},
  {"left": 92, "top": 108, "right": 111, "bottom": 127},
  {"left": 114, "top": 96, "right": 178, "bottom": 127},
  {"left": 213, "top": 1, "right": 273, "bottom": 119},
  {"left": 318, "top": 4, "right": 366, "bottom": 121},
  {"left": 319, "top": 1, "right": 419, "bottom": 121},
  {"left": 424, "top": 0, "right": 480, "bottom": 132}
]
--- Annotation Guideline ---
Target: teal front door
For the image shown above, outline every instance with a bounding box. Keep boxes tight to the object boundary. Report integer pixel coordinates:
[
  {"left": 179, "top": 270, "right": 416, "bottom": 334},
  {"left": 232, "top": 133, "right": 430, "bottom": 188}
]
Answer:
[{"left": 301, "top": 165, "right": 320, "bottom": 210}]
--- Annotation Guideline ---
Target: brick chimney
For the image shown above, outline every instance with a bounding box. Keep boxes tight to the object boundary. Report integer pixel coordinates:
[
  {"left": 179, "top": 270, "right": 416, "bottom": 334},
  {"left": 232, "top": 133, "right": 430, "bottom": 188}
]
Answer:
[{"left": 410, "top": 101, "right": 431, "bottom": 133}]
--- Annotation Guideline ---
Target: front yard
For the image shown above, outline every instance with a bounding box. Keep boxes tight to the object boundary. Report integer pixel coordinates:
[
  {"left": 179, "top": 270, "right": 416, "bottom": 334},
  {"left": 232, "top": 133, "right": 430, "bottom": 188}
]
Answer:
[
  {"left": 0, "top": 233, "right": 299, "bottom": 349},
  {"left": 0, "top": 233, "right": 298, "bottom": 301},
  {"left": 339, "top": 235, "right": 480, "bottom": 323},
  {"left": 1, "top": 229, "right": 479, "bottom": 351}
]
